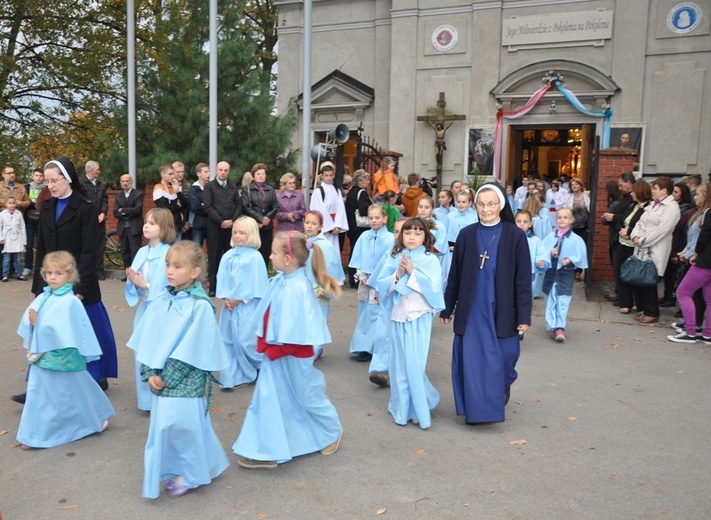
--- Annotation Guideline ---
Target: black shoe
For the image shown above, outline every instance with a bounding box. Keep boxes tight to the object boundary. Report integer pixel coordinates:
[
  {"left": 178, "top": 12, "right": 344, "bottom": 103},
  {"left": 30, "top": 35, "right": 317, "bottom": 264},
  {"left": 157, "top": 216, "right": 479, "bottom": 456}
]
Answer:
[
  {"left": 208, "top": 291, "right": 216, "bottom": 297},
  {"left": 99, "top": 378, "right": 109, "bottom": 391},
  {"left": 675, "top": 309, "right": 683, "bottom": 318},
  {"left": 11, "top": 392, "right": 26, "bottom": 404},
  {"left": 505, "top": 388, "right": 511, "bottom": 405},
  {"left": 120, "top": 277, "right": 127, "bottom": 282},
  {"left": 604, "top": 293, "right": 619, "bottom": 302},
  {"left": 659, "top": 299, "right": 676, "bottom": 308},
  {"left": 612, "top": 300, "right": 621, "bottom": 307},
  {"left": 96, "top": 272, "right": 106, "bottom": 281},
  {"left": 356, "top": 352, "right": 372, "bottom": 362}
]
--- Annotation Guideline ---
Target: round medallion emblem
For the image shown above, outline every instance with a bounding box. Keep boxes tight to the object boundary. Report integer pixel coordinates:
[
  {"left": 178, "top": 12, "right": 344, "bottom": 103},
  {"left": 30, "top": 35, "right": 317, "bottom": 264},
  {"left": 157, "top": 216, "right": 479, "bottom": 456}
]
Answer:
[
  {"left": 667, "top": 2, "right": 702, "bottom": 34},
  {"left": 432, "top": 25, "right": 458, "bottom": 52}
]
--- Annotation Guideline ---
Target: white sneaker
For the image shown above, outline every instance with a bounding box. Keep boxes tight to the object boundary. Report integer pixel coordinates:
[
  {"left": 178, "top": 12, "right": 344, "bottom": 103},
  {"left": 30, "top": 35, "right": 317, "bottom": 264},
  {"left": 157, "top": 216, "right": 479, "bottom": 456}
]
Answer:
[{"left": 21, "top": 268, "right": 31, "bottom": 278}]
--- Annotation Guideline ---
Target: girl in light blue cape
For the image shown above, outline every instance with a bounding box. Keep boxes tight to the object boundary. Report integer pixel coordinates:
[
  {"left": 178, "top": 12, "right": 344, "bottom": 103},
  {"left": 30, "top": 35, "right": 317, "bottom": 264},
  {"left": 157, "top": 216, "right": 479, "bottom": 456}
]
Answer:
[
  {"left": 372, "top": 218, "right": 444, "bottom": 429},
  {"left": 127, "top": 241, "right": 230, "bottom": 498},
  {"left": 347, "top": 204, "right": 395, "bottom": 360},
  {"left": 216, "top": 217, "right": 269, "bottom": 388},
  {"left": 444, "top": 192, "right": 478, "bottom": 291},
  {"left": 515, "top": 210, "right": 551, "bottom": 299},
  {"left": 303, "top": 210, "right": 345, "bottom": 358},
  {"left": 125, "top": 208, "right": 175, "bottom": 410},
  {"left": 17, "top": 251, "right": 113, "bottom": 449},
  {"left": 233, "top": 231, "right": 343, "bottom": 468}
]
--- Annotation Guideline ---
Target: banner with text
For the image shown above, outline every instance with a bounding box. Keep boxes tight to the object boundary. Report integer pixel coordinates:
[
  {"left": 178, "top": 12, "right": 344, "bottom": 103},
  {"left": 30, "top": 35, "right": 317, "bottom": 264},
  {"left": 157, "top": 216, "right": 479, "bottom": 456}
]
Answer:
[{"left": 503, "top": 10, "right": 613, "bottom": 46}]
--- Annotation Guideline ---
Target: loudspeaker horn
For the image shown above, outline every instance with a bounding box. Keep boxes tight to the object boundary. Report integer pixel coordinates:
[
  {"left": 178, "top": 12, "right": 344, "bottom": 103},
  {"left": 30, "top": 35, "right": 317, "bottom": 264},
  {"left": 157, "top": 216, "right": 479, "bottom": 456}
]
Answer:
[
  {"left": 310, "top": 144, "right": 334, "bottom": 162},
  {"left": 327, "top": 124, "right": 350, "bottom": 143}
]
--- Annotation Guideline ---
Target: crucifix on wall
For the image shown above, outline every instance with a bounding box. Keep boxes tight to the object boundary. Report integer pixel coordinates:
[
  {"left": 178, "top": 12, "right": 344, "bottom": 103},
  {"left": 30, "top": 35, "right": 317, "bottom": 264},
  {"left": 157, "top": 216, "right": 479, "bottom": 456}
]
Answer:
[{"left": 417, "top": 92, "right": 466, "bottom": 188}]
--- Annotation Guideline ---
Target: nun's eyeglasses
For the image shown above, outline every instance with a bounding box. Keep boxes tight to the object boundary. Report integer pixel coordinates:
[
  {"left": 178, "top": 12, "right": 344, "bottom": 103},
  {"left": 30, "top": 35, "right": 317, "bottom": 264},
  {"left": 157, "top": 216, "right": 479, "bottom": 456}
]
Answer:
[
  {"left": 45, "top": 177, "right": 66, "bottom": 185},
  {"left": 475, "top": 201, "right": 500, "bottom": 209}
]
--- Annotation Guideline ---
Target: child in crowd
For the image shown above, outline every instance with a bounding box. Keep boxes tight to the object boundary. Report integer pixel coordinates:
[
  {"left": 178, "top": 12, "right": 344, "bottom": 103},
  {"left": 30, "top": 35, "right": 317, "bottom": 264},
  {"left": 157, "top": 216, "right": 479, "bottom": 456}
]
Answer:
[
  {"left": 522, "top": 196, "right": 553, "bottom": 248},
  {"left": 542, "top": 208, "right": 588, "bottom": 342},
  {"left": 128, "top": 241, "right": 230, "bottom": 498},
  {"left": 233, "top": 231, "right": 343, "bottom": 468},
  {"left": 16, "top": 251, "right": 113, "bottom": 449},
  {"left": 303, "top": 210, "right": 345, "bottom": 359},
  {"left": 216, "top": 217, "right": 269, "bottom": 388},
  {"left": 434, "top": 189, "right": 454, "bottom": 223},
  {"left": 383, "top": 190, "right": 402, "bottom": 233},
  {"left": 373, "top": 218, "right": 444, "bottom": 428},
  {"left": 417, "top": 196, "right": 447, "bottom": 255},
  {"left": 444, "top": 191, "right": 477, "bottom": 289},
  {"left": 125, "top": 208, "right": 176, "bottom": 410},
  {"left": 0, "top": 195, "right": 27, "bottom": 282},
  {"left": 515, "top": 210, "right": 550, "bottom": 299},
  {"left": 153, "top": 164, "right": 187, "bottom": 242},
  {"left": 348, "top": 204, "right": 395, "bottom": 362},
  {"left": 309, "top": 162, "right": 348, "bottom": 251},
  {"left": 365, "top": 217, "right": 408, "bottom": 387},
  {"left": 505, "top": 185, "right": 515, "bottom": 210}
]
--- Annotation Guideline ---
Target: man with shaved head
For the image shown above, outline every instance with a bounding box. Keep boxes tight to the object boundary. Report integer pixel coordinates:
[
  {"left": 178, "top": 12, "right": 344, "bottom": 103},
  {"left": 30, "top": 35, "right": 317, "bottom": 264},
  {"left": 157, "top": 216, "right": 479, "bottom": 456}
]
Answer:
[{"left": 202, "top": 161, "right": 242, "bottom": 296}]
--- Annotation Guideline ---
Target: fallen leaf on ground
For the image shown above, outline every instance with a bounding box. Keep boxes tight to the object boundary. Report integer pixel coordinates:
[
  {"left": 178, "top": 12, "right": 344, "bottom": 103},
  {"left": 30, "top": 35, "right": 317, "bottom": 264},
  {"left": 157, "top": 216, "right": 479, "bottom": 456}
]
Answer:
[
  {"left": 509, "top": 439, "right": 527, "bottom": 445},
  {"left": 464, "top": 503, "right": 470, "bottom": 507},
  {"left": 256, "top": 513, "right": 268, "bottom": 518},
  {"left": 489, "top": 489, "right": 496, "bottom": 494},
  {"left": 367, "top": 412, "right": 374, "bottom": 416},
  {"left": 676, "top": 370, "right": 684, "bottom": 374},
  {"left": 414, "top": 449, "right": 426, "bottom": 455},
  {"left": 414, "top": 497, "right": 430, "bottom": 508},
  {"left": 376, "top": 508, "right": 387, "bottom": 515},
  {"left": 568, "top": 417, "right": 577, "bottom": 421},
  {"left": 211, "top": 408, "right": 224, "bottom": 414},
  {"left": 532, "top": 399, "right": 541, "bottom": 402},
  {"left": 0, "top": 430, "right": 9, "bottom": 436},
  {"left": 112, "top": 306, "right": 125, "bottom": 312},
  {"left": 607, "top": 472, "right": 616, "bottom": 476},
  {"left": 58, "top": 505, "right": 80, "bottom": 510},
  {"left": 233, "top": 502, "right": 242, "bottom": 509}
]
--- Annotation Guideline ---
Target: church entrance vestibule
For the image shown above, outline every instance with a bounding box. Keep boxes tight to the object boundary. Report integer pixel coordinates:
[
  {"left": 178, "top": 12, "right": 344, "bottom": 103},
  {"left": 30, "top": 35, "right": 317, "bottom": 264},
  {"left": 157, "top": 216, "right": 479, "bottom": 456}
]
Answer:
[{"left": 506, "top": 124, "right": 596, "bottom": 188}]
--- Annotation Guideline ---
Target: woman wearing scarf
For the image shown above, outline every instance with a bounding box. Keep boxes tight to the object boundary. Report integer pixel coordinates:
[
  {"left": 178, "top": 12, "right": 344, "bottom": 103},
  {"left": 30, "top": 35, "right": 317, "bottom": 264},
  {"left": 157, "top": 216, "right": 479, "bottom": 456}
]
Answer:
[{"left": 241, "top": 163, "right": 279, "bottom": 266}]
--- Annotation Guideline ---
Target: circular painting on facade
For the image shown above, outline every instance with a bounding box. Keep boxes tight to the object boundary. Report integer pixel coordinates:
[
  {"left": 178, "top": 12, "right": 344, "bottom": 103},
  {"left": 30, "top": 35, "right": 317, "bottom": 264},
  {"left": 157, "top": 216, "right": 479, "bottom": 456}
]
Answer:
[
  {"left": 432, "top": 24, "right": 459, "bottom": 52},
  {"left": 667, "top": 2, "right": 702, "bottom": 34}
]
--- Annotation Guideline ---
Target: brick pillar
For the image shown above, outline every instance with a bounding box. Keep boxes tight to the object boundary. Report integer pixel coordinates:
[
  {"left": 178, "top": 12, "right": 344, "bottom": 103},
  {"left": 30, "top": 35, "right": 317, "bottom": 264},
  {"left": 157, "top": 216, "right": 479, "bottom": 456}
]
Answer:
[{"left": 590, "top": 147, "right": 638, "bottom": 283}]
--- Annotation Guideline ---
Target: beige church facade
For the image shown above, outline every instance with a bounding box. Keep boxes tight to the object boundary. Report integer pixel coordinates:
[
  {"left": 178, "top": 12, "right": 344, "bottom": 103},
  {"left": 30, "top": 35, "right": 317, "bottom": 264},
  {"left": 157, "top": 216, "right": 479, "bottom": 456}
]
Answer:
[{"left": 274, "top": 0, "right": 711, "bottom": 188}]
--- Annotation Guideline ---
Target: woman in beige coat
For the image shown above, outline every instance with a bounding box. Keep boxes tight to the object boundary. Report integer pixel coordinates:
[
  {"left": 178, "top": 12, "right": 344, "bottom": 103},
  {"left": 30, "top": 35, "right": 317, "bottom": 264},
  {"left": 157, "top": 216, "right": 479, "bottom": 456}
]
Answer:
[{"left": 630, "top": 177, "right": 680, "bottom": 322}]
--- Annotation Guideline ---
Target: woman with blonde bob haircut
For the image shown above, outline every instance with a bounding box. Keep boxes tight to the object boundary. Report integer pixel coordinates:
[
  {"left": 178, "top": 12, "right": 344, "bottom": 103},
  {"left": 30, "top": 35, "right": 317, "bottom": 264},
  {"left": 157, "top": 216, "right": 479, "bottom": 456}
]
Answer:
[{"left": 275, "top": 172, "right": 307, "bottom": 233}]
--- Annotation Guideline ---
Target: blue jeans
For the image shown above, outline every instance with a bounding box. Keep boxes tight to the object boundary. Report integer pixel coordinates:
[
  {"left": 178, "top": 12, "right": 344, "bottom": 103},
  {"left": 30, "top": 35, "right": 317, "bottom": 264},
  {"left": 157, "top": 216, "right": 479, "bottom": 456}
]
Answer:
[
  {"left": 3, "top": 252, "right": 22, "bottom": 278},
  {"left": 191, "top": 227, "right": 207, "bottom": 249}
]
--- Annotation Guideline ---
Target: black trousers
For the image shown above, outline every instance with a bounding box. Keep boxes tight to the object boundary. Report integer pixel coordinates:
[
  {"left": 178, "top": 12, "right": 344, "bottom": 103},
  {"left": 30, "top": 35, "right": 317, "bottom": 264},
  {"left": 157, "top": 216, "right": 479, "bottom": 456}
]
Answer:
[
  {"left": 120, "top": 230, "right": 142, "bottom": 268},
  {"left": 207, "top": 222, "right": 232, "bottom": 292},
  {"left": 258, "top": 227, "right": 273, "bottom": 268},
  {"left": 632, "top": 280, "right": 661, "bottom": 317},
  {"left": 615, "top": 243, "right": 636, "bottom": 308},
  {"left": 97, "top": 223, "right": 107, "bottom": 272}
]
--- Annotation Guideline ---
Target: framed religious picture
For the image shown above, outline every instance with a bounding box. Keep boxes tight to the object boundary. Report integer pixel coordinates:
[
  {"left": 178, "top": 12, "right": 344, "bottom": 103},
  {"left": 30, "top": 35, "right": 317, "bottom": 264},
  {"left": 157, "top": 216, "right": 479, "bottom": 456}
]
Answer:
[
  {"left": 467, "top": 127, "right": 496, "bottom": 178},
  {"left": 610, "top": 124, "right": 645, "bottom": 174}
]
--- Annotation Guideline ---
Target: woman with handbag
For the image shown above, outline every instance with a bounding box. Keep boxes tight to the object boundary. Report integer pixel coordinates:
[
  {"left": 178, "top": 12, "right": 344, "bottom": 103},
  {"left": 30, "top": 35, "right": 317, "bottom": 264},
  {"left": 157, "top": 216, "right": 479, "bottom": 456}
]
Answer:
[
  {"left": 616, "top": 180, "right": 652, "bottom": 314},
  {"left": 629, "top": 177, "right": 681, "bottom": 323},
  {"left": 345, "top": 170, "right": 372, "bottom": 288}
]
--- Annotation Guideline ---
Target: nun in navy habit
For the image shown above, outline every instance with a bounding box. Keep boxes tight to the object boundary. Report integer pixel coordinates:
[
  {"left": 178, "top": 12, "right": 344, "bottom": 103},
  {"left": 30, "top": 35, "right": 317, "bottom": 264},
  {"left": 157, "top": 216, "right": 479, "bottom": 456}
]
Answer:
[{"left": 440, "top": 183, "right": 531, "bottom": 424}]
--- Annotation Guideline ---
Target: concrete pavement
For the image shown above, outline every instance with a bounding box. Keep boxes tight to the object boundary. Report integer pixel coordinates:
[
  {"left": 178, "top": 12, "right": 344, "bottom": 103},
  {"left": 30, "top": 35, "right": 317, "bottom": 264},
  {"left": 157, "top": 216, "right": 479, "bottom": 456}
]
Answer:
[{"left": 1, "top": 276, "right": 710, "bottom": 519}]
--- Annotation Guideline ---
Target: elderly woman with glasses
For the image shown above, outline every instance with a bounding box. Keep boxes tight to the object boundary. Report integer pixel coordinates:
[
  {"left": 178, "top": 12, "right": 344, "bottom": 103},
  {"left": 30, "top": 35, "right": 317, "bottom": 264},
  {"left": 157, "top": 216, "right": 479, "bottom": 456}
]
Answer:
[{"left": 440, "top": 182, "right": 531, "bottom": 425}]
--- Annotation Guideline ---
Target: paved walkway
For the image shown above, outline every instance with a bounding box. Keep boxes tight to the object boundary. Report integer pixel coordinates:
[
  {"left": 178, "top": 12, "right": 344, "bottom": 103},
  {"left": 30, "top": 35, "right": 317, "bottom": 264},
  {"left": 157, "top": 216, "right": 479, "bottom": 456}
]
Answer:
[{"left": 1, "top": 277, "right": 709, "bottom": 519}]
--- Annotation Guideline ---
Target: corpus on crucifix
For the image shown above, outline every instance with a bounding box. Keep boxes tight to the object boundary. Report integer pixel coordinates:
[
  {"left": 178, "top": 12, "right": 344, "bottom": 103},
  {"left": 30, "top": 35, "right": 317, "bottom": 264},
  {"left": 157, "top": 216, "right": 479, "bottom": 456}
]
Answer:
[{"left": 417, "top": 92, "right": 466, "bottom": 188}]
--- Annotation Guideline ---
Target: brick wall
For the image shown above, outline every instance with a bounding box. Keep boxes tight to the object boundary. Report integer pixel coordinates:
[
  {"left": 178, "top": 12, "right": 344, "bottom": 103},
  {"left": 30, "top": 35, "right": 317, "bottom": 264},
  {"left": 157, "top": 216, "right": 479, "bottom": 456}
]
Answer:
[{"left": 590, "top": 147, "right": 638, "bottom": 282}]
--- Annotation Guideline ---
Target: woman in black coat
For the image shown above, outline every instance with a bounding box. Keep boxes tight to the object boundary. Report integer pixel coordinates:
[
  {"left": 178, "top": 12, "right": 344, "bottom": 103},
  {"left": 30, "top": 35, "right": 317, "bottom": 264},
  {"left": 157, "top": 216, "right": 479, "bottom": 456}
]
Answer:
[
  {"left": 345, "top": 170, "right": 372, "bottom": 287},
  {"left": 241, "top": 163, "right": 280, "bottom": 266},
  {"left": 32, "top": 157, "right": 117, "bottom": 385}
]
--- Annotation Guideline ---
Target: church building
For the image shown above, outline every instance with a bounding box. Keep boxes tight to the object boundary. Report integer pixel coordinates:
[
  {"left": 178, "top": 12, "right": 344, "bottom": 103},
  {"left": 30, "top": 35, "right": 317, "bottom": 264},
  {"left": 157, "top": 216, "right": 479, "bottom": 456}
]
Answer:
[{"left": 274, "top": 0, "right": 711, "bottom": 189}]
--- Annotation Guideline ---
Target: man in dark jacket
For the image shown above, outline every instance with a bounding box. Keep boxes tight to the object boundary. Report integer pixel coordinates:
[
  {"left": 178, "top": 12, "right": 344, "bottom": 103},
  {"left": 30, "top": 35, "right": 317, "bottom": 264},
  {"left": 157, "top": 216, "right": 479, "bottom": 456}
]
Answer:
[
  {"left": 189, "top": 162, "right": 210, "bottom": 249},
  {"left": 80, "top": 160, "right": 109, "bottom": 279},
  {"left": 113, "top": 174, "right": 144, "bottom": 269},
  {"left": 203, "top": 161, "right": 242, "bottom": 296},
  {"left": 601, "top": 171, "right": 636, "bottom": 301}
]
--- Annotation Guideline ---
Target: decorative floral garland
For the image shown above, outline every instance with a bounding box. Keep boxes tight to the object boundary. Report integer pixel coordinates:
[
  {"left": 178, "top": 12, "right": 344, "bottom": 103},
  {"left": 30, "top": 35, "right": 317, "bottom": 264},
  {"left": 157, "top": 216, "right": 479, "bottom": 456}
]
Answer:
[{"left": 493, "top": 71, "right": 612, "bottom": 180}]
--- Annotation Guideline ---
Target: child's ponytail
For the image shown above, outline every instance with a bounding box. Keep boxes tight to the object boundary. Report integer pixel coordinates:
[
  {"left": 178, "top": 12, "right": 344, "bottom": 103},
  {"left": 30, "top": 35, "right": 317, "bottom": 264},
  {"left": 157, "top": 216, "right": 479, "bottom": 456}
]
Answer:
[{"left": 310, "top": 243, "right": 343, "bottom": 299}]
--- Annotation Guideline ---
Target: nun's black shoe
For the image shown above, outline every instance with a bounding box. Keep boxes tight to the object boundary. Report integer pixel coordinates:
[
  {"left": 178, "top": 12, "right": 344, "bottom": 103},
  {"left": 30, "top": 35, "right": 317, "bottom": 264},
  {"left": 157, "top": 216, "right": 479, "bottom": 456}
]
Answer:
[
  {"left": 11, "top": 392, "right": 26, "bottom": 404},
  {"left": 505, "top": 388, "right": 511, "bottom": 405}
]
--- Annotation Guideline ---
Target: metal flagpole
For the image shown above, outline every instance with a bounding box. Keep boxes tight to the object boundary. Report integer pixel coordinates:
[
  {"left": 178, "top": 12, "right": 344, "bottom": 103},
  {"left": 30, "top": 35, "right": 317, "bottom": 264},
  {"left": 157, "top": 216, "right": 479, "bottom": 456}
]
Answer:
[
  {"left": 209, "top": 0, "right": 218, "bottom": 179},
  {"left": 301, "top": 0, "right": 312, "bottom": 206},
  {"left": 127, "top": 0, "right": 136, "bottom": 185}
]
